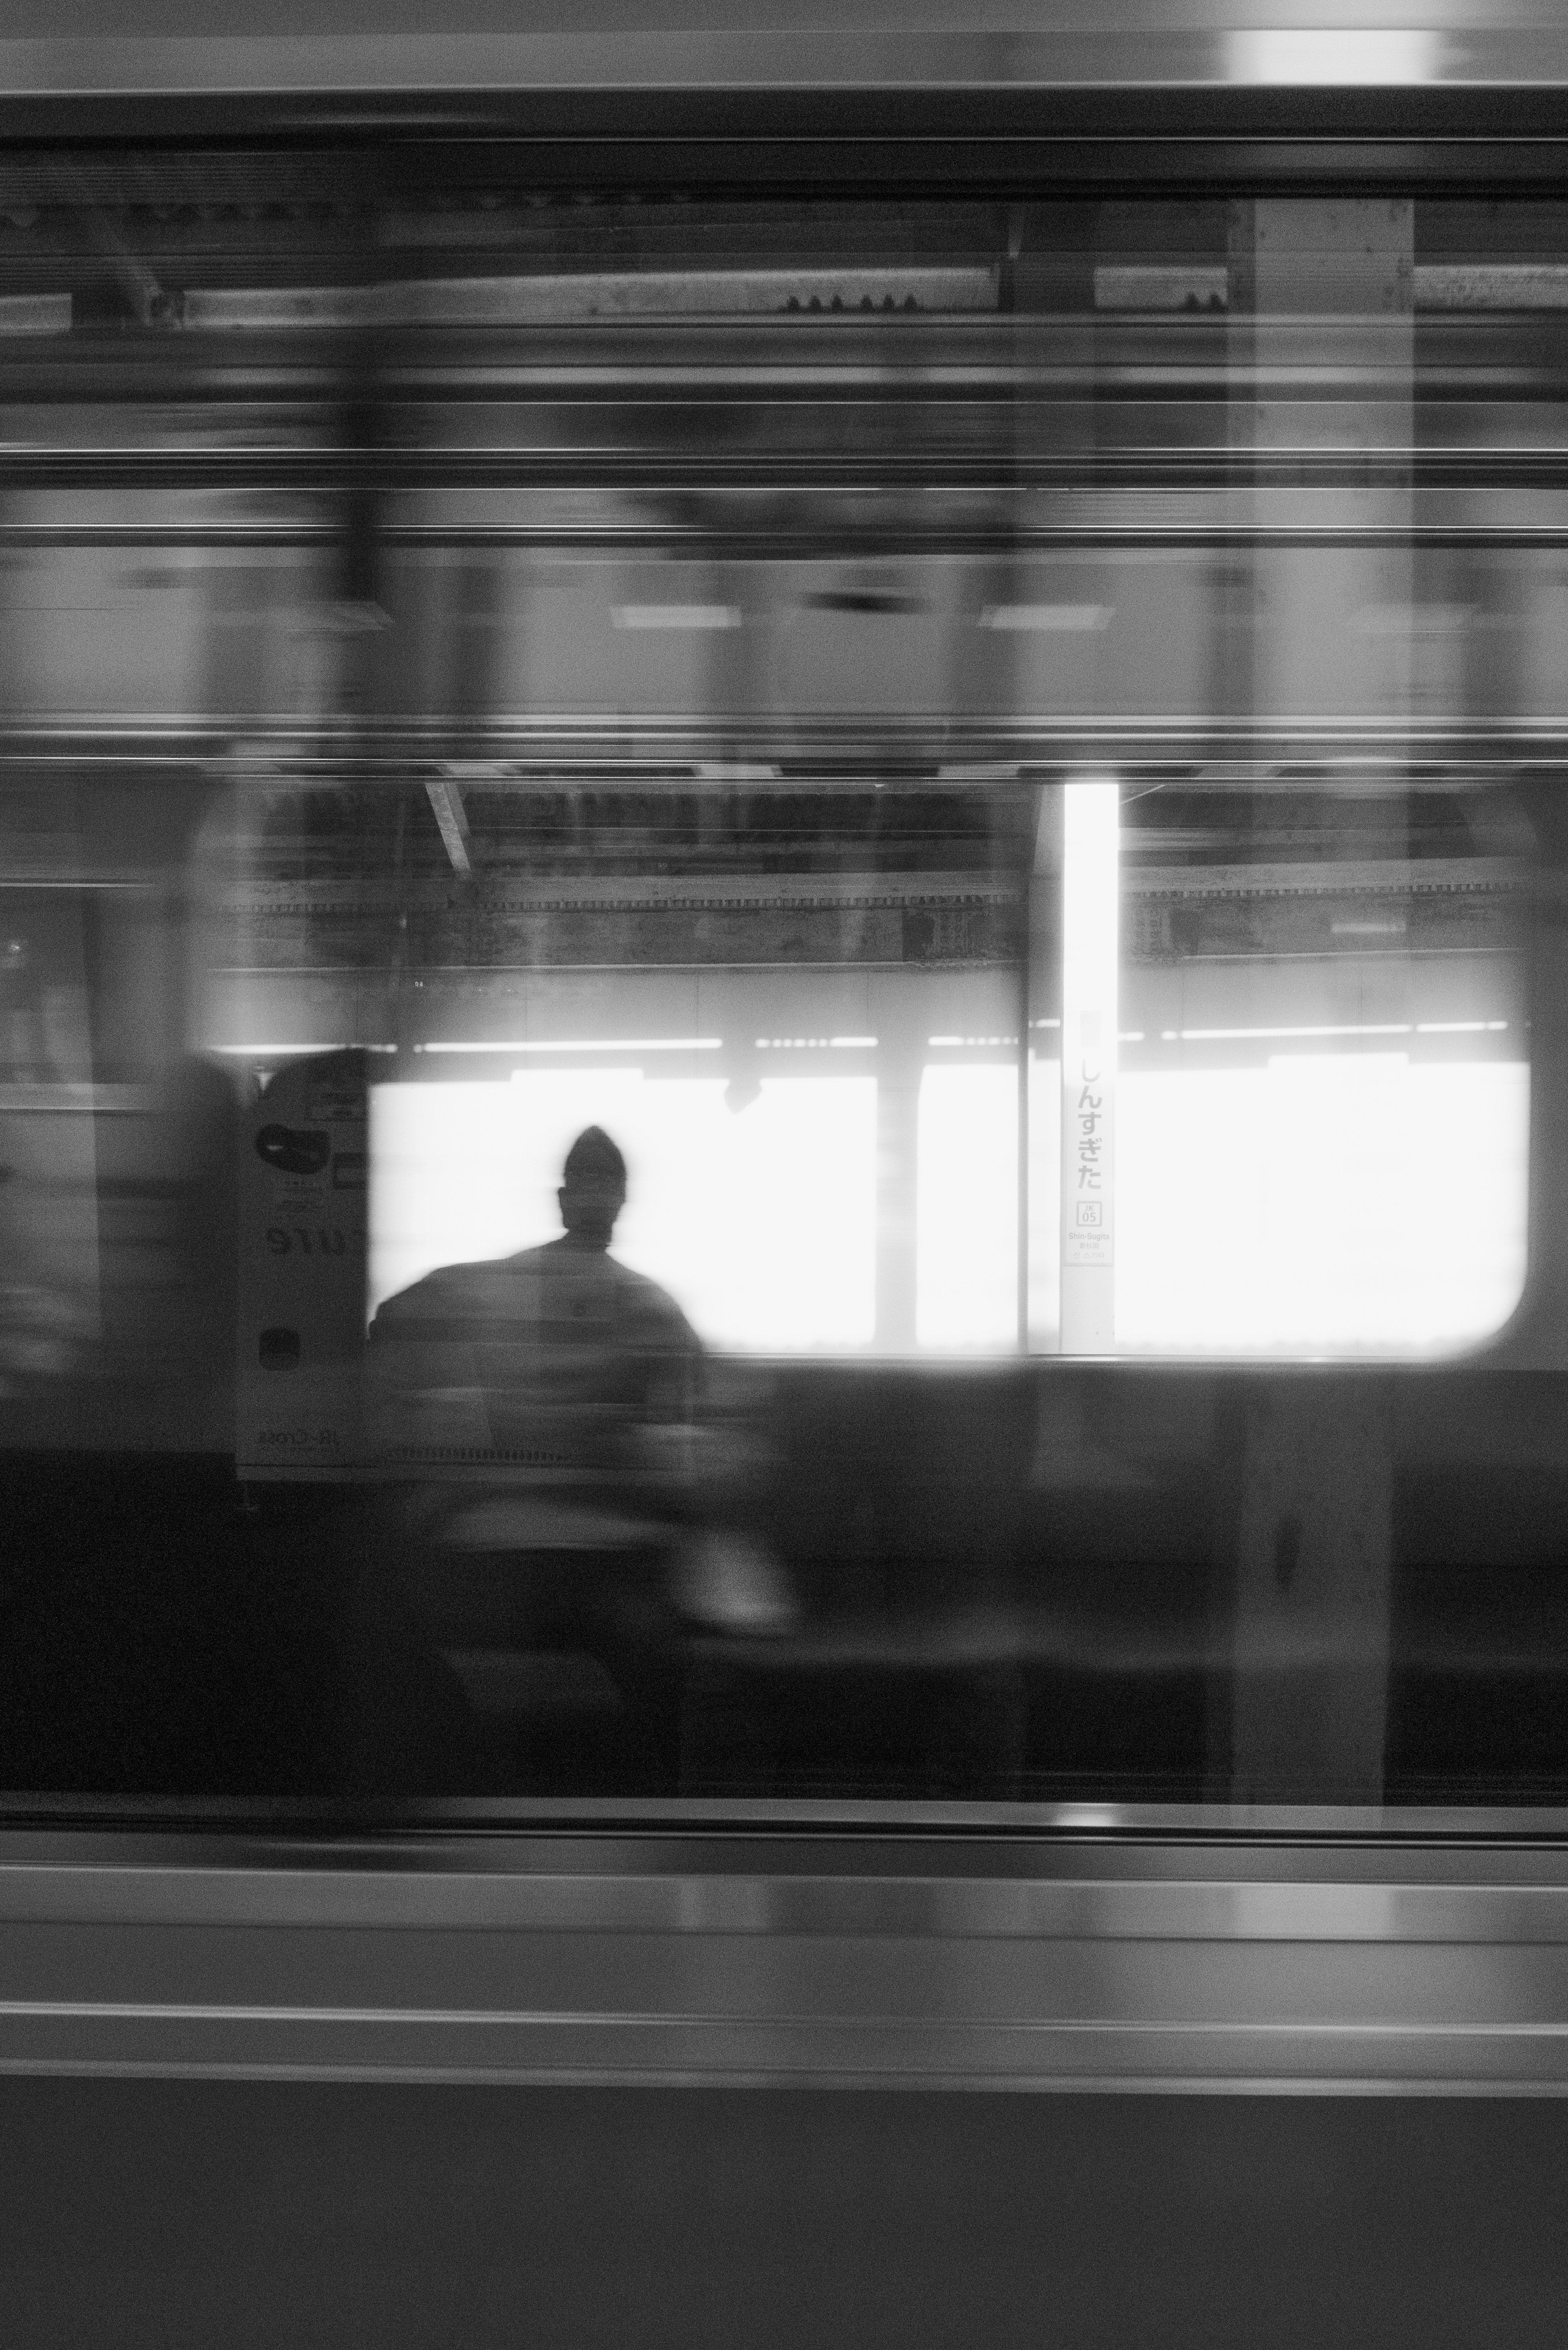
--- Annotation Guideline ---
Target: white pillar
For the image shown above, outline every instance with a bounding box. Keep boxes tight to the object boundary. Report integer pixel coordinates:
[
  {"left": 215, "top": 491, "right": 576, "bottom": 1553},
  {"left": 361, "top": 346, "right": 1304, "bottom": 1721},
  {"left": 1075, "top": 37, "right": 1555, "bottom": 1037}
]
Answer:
[{"left": 1060, "top": 776, "right": 1119, "bottom": 1353}]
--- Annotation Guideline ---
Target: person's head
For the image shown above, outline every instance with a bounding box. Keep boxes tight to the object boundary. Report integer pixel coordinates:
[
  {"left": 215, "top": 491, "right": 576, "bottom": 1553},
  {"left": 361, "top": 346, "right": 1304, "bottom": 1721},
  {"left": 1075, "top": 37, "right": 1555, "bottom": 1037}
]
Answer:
[{"left": 558, "top": 1125, "right": 627, "bottom": 1249}]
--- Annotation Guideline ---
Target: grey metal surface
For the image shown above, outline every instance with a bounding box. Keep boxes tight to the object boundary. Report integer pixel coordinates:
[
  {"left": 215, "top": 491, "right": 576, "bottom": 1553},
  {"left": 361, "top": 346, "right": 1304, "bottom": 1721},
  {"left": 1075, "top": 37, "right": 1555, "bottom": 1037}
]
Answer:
[
  {"left": 5, "top": 0, "right": 1568, "bottom": 109},
  {"left": 5, "top": 1825, "right": 1568, "bottom": 2092},
  {"left": 1, "top": 22, "right": 1567, "bottom": 95}
]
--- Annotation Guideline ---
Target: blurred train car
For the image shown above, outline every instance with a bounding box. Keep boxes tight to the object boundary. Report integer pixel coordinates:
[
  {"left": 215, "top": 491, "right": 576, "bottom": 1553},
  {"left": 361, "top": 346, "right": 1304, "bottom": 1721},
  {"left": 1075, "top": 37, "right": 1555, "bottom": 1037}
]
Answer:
[{"left": 9, "top": 9, "right": 1568, "bottom": 2342}]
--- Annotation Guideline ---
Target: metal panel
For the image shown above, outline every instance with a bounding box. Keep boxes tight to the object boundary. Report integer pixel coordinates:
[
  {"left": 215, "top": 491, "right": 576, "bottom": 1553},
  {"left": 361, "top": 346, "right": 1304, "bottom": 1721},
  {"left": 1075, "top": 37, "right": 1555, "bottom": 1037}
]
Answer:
[
  {"left": 2, "top": 22, "right": 1568, "bottom": 101},
  {"left": 6, "top": 1827, "right": 1568, "bottom": 2092}
]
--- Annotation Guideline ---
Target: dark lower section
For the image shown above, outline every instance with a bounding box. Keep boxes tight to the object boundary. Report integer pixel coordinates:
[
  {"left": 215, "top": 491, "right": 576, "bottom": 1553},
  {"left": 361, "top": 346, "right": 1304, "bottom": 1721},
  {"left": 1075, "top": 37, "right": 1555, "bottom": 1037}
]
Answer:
[
  {"left": 1, "top": 2081, "right": 1566, "bottom": 2350},
  {"left": 5, "top": 1362, "right": 1568, "bottom": 1809},
  {"left": 7, "top": 86, "right": 1568, "bottom": 192}
]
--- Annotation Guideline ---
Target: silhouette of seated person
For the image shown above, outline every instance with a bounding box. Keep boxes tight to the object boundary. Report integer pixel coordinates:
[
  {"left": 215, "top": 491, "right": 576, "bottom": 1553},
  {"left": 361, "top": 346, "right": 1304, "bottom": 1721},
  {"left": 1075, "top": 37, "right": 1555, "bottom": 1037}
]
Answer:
[
  {"left": 370, "top": 1124, "right": 702, "bottom": 1543},
  {"left": 364, "top": 1126, "right": 704, "bottom": 1785}
]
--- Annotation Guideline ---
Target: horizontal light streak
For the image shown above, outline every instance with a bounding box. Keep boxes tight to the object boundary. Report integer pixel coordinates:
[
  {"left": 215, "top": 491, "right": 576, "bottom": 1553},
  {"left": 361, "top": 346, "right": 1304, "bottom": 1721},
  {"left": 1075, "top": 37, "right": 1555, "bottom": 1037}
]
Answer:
[
  {"left": 224, "top": 1027, "right": 1510, "bottom": 1060},
  {"left": 1155, "top": 1021, "right": 1509, "bottom": 1043},
  {"left": 979, "top": 604, "right": 1112, "bottom": 632},
  {"left": 612, "top": 604, "right": 741, "bottom": 630},
  {"left": 1421, "top": 264, "right": 1568, "bottom": 312},
  {"left": 0, "top": 292, "right": 71, "bottom": 336},
  {"left": 183, "top": 267, "right": 998, "bottom": 332},
  {"left": 419, "top": 1038, "right": 722, "bottom": 1054},
  {"left": 162, "top": 257, "right": 1568, "bottom": 341},
  {"left": 1227, "top": 28, "right": 1441, "bottom": 84},
  {"left": 1094, "top": 263, "right": 1568, "bottom": 317},
  {"left": 1353, "top": 604, "right": 1476, "bottom": 642}
]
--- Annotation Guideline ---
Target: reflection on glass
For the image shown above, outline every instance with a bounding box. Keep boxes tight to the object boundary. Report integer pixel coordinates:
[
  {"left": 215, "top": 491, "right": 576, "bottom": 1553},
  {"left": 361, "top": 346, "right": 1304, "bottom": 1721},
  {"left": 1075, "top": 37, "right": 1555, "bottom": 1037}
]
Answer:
[{"left": 0, "top": 171, "right": 1562, "bottom": 1816}]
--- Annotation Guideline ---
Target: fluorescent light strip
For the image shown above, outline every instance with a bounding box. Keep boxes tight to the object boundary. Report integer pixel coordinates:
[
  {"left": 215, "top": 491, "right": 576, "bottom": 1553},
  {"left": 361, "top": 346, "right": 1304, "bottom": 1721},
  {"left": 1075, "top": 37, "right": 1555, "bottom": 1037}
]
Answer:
[
  {"left": 755, "top": 1036, "right": 877, "bottom": 1049},
  {"left": 613, "top": 605, "right": 741, "bottom": 631},
  {"left": 1156, "top": 1021, "right": 1509, "bottom": 1044},
  {"left": 929, "top": 1035, "right": 1018, "bottom": 1047},
  {"left": 420, "top": 1038, "right": 721, "bottom": 1054},
  {"left": 980, "top": 604, "right": 1112, "bottom": 632},
  {"left": 1166, "top": 1023, "right": 1412, "bottom": 1042}
]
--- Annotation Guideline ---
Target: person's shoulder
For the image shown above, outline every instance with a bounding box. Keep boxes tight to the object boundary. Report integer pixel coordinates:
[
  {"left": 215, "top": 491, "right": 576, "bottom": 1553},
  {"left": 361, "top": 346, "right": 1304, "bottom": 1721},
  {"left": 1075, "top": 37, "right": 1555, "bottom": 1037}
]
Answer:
[
  {"left": 370, "top": 1254, "right": 521, "bottom": 1333},
  {"left": 607, "top": 1256, "right": 700, "bottom": 1340},
  {"left": 499, "top": 1237, "right": 567, "bottom": 1273},
  {"left": 376, "top": 1256, "right": 505, "bottom": 1309}
]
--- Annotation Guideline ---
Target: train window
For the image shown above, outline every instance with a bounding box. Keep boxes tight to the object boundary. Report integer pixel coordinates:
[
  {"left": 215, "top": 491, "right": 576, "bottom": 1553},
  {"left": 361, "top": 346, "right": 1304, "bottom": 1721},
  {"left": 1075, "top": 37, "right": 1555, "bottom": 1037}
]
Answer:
[
  {"left": 3, "top": 163, "right": 1568, "bottom": 1812},
  {"left": 206, "top": 777, "right": 1032, "bottom": 1381},
  {"left": 209, "top": 769, "right": 1528, "bottom": 1374},
  {"left": 1040, "top": 776, "right": 1530, "bottom": 1357}
]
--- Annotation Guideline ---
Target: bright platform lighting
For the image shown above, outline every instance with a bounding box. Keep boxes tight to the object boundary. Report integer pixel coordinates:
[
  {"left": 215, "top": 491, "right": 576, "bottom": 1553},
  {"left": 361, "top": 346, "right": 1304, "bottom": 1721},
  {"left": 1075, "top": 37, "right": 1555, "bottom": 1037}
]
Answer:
[
  {"left": 1227, "top": 28, "right": 1441, "bottom": 84},
  {"left": 917, "top": 1065, "right": 1017, "bottom": 1349},
  {"left": 1115, "top": 1054, "right": 1528, "bottom": 1355}
]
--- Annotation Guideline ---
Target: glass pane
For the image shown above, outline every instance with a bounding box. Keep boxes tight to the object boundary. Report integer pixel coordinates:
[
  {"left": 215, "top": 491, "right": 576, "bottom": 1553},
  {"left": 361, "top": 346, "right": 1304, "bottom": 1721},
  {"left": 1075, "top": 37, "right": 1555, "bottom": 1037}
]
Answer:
[
  {"left": 1, "top": 162, "right": 1566, "bottom": 1819},
  {"left": 1030, "top": 779, "right": 1531, "bottom": 1357}
]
